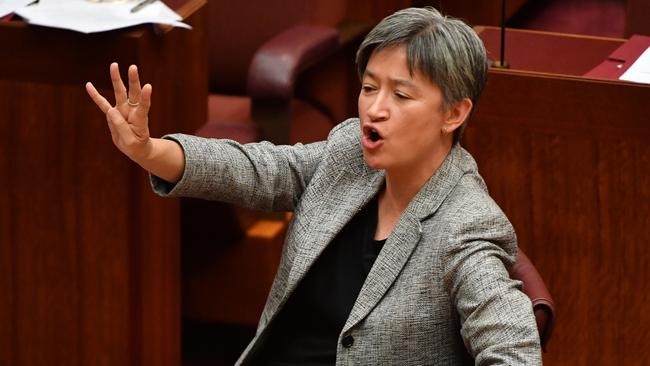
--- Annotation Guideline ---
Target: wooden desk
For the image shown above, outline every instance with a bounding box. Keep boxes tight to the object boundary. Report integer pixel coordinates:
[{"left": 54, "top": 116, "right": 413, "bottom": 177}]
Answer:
[
  {"left": 467, "top": 27, "right": 650, "bottom": 365},
  {"left": 0, "top": 2, "right": 207, "bottom": 365}
]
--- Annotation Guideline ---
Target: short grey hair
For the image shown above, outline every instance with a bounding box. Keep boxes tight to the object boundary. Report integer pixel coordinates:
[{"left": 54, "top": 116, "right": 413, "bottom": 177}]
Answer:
[{"left": 356, "top": 7, "right": 488, "bottom": 144}]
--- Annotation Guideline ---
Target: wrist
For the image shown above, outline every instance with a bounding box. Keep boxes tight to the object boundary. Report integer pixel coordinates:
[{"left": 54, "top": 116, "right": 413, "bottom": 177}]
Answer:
[
  {"left": 133, "top": 137, "right": 185, "bottom": 184},
  {"left": 128, "top": 137, "right": 155, "bottom": 166}
]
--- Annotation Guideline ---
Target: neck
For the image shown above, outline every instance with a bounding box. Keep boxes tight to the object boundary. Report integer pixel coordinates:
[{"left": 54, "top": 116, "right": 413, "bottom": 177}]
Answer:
[{"left": 382, "top": 142, "right": 452, "bottom": 213}]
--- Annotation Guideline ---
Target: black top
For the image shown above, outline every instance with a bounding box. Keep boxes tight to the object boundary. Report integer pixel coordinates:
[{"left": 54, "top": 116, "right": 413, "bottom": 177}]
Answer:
[{"left": 251, "top": 195, "right": 385, "bottom": 365}]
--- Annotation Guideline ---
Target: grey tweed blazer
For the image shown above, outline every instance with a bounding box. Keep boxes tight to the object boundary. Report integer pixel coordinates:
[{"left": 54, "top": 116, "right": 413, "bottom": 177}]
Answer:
[{"left": 152, "top": 118, "right": 542, "bottom": 365}]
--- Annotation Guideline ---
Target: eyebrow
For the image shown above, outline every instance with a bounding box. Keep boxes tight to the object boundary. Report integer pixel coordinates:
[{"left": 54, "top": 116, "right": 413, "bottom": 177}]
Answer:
[{"left": 364, "top": 69, "right": 417, "bottom": 89}]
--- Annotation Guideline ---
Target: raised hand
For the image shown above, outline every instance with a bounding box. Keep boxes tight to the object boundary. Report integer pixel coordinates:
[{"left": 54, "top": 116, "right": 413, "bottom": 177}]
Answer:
[
  {"left": 86, "top": 63, "right": 185, "bottom": 183},
  {"left": 86, "top": 62, "right": 153, "bottom": 164}
]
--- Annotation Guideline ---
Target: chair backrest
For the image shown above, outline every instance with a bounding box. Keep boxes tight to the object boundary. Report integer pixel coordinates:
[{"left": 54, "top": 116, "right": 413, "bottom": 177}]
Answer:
[
  {"left": 206, "top": 0, "right": 347, "bottom": 95},
  {"left": 509, "top": 249, "right": 556, "bottom": 352}
]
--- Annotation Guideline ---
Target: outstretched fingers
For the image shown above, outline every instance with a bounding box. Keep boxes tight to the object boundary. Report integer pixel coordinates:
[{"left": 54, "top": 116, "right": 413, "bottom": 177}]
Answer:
[
  {"left": 85, "top": 82, "right": 112, "bottom": 114},
  {"left": 127, "top": 65, "right": 142, "bottom": 106},
  {"left": 134, "top": 83, "right": 153, "bottom": 121},
  {"left": 110, "top": 62, "right": 128, "bottom": 106}
]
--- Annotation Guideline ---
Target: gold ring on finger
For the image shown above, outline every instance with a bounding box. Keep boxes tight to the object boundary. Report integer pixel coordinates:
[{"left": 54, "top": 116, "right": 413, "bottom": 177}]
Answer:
[{"left": 128, "top": 99, "right": 139, "bottom": 107}]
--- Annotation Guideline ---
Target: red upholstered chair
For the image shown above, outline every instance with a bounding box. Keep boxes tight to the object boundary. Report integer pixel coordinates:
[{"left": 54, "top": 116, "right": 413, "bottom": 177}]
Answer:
[
  {"left": 510, "top": 249, "right": 556, "bottom": 352},
  {"left": 198, "top": 23, "right": 341, "bottom": 145},
  {"left": 198, "top": 1, "right": 368, "bottom": 145}
]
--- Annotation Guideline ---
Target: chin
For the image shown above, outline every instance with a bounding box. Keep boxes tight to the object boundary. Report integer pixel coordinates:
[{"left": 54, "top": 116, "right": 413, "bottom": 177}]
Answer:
[{"left": 362, "top": 151, "right": 386, "bottom": 170}]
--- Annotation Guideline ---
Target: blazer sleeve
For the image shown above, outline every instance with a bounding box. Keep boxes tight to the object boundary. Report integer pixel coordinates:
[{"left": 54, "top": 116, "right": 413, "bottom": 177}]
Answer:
[
  {"left": 149, "top": 135, "right": 327, "bottom": 211},
  {"left": 441, "top": 197, "right": 542, "bottom": 365}
]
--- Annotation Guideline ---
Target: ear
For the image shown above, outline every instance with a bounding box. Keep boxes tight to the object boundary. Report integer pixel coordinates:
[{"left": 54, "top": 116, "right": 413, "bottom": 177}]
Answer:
[{"left": 443, "top": 98, "right": 473, "bottom": 133}]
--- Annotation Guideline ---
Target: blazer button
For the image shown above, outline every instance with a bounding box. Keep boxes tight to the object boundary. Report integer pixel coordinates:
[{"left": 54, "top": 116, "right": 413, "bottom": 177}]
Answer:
[{"left": 342, "top": 335, "right": 354, "bottom": 348}]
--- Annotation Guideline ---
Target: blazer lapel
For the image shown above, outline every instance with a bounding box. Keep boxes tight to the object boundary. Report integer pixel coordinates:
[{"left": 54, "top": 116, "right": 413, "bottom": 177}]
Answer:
[
  {"left": 342, "top": 145, "right": 466, "bottom": 333},
  {"left": 342, "top": 211, "right": 422, "bottom": 333},
  {"left": 283, "top": 153, "right": 385, "bottom": 303}
]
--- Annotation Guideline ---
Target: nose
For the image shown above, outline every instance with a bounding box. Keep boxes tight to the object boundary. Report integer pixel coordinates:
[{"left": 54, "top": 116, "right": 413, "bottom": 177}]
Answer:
[{"left": 365, "top": 92, "right": 389, "bottom": 122}]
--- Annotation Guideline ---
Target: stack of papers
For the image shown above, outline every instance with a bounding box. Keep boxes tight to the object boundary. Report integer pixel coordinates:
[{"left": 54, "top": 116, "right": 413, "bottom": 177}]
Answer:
[
  {"left": 619, "top": 46, "right": 650, "bottom": 85},
  {"left": 9, "top": 0, "right": 190, "bottom": 33},
  {"left": 1, "top": 0, "right": 33, "bottom": 18}
]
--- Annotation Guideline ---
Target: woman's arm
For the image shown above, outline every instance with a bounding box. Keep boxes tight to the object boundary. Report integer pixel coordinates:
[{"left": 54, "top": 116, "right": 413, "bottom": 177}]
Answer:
[
  {"left": 153, "top": 134, "right": 327, "bottom": 211},
  {"left": 85, "top": 63, "right": 185, "bottom": 183},
  {"left": 87, "top": 62, "right": 335, "bottom": 211},
  {"left": 442, "top": 198, "right": 542, "bottom": 365}
]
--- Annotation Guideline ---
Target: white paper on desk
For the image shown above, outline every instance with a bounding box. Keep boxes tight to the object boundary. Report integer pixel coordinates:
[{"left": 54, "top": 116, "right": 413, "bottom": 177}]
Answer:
[
  {"left": 619, "top": 46, "right": 650, "bottom": 84},
  {"left": 0, "top": 0, "right": 34, "bottom": 18},
  {"left": 14, "top": 0, "right": 191, "bottom": 34}
]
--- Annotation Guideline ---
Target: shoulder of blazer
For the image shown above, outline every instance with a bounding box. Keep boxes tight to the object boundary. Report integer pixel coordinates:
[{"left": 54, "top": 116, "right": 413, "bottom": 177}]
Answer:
[
  {"left": 435, "top": 158, "right": 518, "bottom": 261},
  {"left": 321, "top": 118, "right": 373, "bottom": 176}
]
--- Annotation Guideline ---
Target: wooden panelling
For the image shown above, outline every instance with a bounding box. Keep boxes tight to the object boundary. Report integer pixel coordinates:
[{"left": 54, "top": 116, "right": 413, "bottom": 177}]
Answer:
[
  {"left": 0, "top": 1, "right": 207, "bottom": 365},
  {"left": 345, "top": 0, "right": 412, "bottom": 23},
  {"left": 625, "top": 0, "right": 650, "bottom": 37},
  {"left": 476, "top": 27, "right": 622, "bottom": 76},
  {"left": 464, "top": 69, "right": 650, "bottom": 365},
  {"left": 0, "top": 65, "right": 13, "bottom": 366},
  {"left": 413, "top": 0, "right": 529, "bottom": 26}
]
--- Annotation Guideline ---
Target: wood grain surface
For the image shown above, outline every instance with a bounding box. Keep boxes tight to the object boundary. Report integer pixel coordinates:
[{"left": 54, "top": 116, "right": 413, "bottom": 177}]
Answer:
[
  {"left": 0, "top": 1, "right": 207, "bottom": 365},
  {"left": 464, "top": 63, "right": 650, "bottom": 365}
]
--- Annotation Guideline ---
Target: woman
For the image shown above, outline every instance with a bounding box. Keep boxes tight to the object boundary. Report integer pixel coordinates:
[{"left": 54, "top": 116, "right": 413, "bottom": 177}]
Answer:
[{"left": 87, "top": 7, "right": 541, "bottom": 365}]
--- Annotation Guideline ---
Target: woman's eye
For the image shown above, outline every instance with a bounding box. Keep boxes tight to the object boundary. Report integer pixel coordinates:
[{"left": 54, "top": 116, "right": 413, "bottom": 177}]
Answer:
[
  {"left": 395, "top": 92, "right": 410, "bottom": 100},
  {"left": 362, "top": 85, "right": 376, "bottom": 93}
]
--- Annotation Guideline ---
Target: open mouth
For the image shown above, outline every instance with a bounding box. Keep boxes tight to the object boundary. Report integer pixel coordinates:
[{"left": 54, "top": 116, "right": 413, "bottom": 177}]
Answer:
[
  {"left": 363, "top": 125, "right": 383, "bottom": 142},
  {"left": 369, "top": 128, "right": 381, "bottom": 142}
]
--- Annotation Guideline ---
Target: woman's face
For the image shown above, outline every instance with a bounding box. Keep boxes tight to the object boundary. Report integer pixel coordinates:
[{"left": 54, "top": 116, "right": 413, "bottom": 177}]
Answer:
[{"left": 358, "top": 45, "right": 452, "bottom": 173}]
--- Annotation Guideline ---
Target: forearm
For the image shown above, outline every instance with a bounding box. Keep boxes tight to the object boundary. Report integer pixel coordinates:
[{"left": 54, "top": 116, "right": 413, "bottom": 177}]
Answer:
[
  {"left": 149, "top": 133, "right": 327, "bottom": 211},
  {"left": 148, "top": 120, "right": 355, "bottom": 207},
  {"left": 135, "top": 137, "right": 185, "bottom": 184}
]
